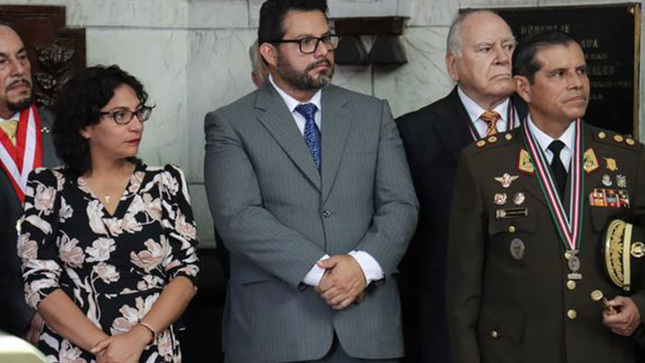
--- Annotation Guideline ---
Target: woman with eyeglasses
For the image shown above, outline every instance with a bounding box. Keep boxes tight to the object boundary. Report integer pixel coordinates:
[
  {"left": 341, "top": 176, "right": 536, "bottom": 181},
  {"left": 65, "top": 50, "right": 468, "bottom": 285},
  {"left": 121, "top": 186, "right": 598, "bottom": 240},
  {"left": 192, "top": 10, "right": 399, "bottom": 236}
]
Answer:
[{"left": 17, "top": 65, "right": 199, "bottom": 363}]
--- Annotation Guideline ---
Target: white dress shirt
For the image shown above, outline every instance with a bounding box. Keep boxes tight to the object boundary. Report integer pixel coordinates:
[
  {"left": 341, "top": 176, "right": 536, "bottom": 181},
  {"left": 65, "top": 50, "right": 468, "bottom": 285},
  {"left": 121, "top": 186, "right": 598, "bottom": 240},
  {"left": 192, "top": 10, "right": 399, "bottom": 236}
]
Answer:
[
  {"left": 268, "top": 76, "right": 384, "bottom": 287},
  {"left": 457, "top": 87, "right": 520, "bottom": 137},
  {"left": 526, "top": 114, "right": 576, "bottom": 173}
]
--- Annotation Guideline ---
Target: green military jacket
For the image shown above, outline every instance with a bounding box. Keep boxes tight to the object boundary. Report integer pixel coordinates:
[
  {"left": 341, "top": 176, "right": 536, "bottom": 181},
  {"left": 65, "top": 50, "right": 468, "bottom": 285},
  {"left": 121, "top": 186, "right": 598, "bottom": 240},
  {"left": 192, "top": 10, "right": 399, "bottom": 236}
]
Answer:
[{"left": 447, "top": 121, "right": 645, "bottom": 363}]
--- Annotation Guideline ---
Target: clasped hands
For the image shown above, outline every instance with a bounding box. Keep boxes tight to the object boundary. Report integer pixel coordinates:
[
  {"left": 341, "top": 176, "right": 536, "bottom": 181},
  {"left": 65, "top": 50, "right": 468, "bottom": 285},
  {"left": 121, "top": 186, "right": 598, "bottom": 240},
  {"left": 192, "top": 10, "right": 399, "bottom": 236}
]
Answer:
[
  {"left": 90, "top": 324, "right": 152, "bottom": 363},
  {"left": 315, "top": 255, "right": 367, "bottom": 310},
  {"left": 602, "top": 296, "right": 643, "bottom": 337}
]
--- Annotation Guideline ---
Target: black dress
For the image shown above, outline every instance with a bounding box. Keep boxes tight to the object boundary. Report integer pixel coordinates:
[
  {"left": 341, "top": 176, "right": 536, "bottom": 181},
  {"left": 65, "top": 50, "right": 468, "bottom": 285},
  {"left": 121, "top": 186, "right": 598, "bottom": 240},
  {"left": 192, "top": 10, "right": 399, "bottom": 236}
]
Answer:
[{"left": 18, "top": 163, "right": 199, "bottom": 362}]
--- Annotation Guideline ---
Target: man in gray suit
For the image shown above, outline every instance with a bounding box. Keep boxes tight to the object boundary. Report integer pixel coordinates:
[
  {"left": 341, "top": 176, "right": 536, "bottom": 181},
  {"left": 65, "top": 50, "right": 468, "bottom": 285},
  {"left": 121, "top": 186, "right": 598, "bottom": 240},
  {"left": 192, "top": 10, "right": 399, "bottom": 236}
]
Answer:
[
  {"left": 204, "top": 0, "right": 418, "bottom": 361},
  {"left": 0, "top": 23, "right": 58, "bottom": 343}
]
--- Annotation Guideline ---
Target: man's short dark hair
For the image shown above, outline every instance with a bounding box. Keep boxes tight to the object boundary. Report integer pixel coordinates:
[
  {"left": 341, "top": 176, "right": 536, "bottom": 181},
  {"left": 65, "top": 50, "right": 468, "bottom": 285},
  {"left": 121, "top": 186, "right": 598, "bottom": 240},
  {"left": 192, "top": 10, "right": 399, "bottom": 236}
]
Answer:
[
  {"left": 258, "top": 0, "right": 328, "bottom": 44},
  {"left": 513, "top": 30, "right": 579, "bottom": 84},
  {"left": 52, "top": 65, "right": 149, "bottom": 177}
]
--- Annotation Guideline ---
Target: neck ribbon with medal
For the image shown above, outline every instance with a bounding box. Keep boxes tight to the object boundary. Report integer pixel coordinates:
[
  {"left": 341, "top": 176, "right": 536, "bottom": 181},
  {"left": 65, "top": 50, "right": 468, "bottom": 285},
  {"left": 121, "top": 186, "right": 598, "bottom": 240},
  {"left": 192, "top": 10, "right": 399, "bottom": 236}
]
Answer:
[
  {"left": 522, "top": 118, "right": 585, "bottom": 280},
  {"left": 0, "top": 105, "right": 43, "bottom": 204},
  {"left": 467, "top": 99, "right": 517, "bottom": 141}
]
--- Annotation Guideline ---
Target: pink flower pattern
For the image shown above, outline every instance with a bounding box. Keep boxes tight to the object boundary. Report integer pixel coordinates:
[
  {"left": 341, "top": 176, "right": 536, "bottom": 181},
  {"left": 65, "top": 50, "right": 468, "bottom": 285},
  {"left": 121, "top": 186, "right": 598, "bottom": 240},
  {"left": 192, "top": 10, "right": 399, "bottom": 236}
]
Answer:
[{"left": 20, "top": 164, "right": 198, "bottom": 362}]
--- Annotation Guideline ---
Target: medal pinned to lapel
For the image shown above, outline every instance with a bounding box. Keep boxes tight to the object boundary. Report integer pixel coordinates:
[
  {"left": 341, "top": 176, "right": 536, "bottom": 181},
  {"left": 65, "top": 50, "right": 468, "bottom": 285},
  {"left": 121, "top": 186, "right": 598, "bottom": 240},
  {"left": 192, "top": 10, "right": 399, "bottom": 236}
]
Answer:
[
  {"left": 605, "top": 157, "right": 618, "bottom": 172},
  {"left": 494, "top": 193, "right": 508, "bottom": 205},
  {"left": 617, "top": 174, "right": 627, "bottom": 188},
  {"left": 494, "top": 173, "right": 519, "bottom": 188},
  {"left": 602, "top": 174, "right": 613, "bottom": 187},
  {"left": 518, "top": 149, "right": 535, "bottom": 175},
  {"left": 509, "top": 238, "right": 525, "bottom": 260},
  {"left": 513, "top": 192, "right": 525, "bottom": 205},
  {"left": 583, "top": 148, "right": 599, "bottom": 174}
]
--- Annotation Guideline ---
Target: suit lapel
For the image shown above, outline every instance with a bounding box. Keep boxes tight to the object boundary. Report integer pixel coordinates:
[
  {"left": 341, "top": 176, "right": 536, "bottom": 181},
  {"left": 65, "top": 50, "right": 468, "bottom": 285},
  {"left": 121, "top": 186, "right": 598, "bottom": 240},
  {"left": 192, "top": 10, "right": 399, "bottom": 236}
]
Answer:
[
  {"left": 320, "top": 86, "right": 351, "bottom": 202},
  {"left": 255, "top": 84, "right": 321, "bottom": 190},
  {"left": 434, "top": 88, "right": 476, "bottom": 163}
]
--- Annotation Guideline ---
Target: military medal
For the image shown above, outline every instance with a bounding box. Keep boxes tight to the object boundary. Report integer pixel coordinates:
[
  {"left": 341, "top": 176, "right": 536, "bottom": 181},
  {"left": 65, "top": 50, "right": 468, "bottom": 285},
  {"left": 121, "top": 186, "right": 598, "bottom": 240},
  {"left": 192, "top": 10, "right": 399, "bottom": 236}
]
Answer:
[
  {"left": 523, "top": 119, "right": 584, "bottom": 280},
  {"left": 510, "top": 238, "right": 525, "bottom": 260},
  {"left": 0, "top": 105, "right": 43, "bottom": 204},
  {"left": 494, "top": 173, "right": 519, "bottom": 188},
  {"left": 513, "top": 192, "right": 525, "bottom": 205},
  {"left": 494, "top": 193, "right": 507, "bottom": 205},
  {"left": 616, "top": 174, "right": 627, "bottom": 188},
  {"left": 583, "top": 148, "right": 599, "bottom": 174},
  {"left": 605, "top": 157, "right": 618, "bottom": 171},
  {"left": 601, "top": 174, "right": 612, "bottom": 187}
]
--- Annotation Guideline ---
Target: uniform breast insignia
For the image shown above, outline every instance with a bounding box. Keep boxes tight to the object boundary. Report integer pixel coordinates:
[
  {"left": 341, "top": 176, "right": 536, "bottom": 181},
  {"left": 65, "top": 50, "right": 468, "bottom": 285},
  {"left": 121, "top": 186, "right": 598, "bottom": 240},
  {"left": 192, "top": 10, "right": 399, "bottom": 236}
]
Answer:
[
  {"left": 518, "top": 149, "right": 535, "bottom": 175},
  {"left": 509, "top": 238, "right": 525, "bottom": 260},
  {"left": 513, "top": 192, "right": 525, "bottom": 205},
  {"left": 583, "top": 148, "right": 599, "bottom": 174},
  {"left": 601, "top": 174, "right": 613, "bottom": 187},
  {"left": 495, "top": 208, "right": 528, "bottom": 219},
  {"left": 589, "top": 188, "right": 630, "bottom": 208},
  {"left": 494, "top": 173, "right": 519, "bottom": 188},
  {"left": 494, "top": 193, "right": 507, "bottom": 205},
  {"left": 605, "top": 157, "right": 618, "bottom": 172},
  {"left": 616, "top": 174, "right": 627, "bottom": 188}
]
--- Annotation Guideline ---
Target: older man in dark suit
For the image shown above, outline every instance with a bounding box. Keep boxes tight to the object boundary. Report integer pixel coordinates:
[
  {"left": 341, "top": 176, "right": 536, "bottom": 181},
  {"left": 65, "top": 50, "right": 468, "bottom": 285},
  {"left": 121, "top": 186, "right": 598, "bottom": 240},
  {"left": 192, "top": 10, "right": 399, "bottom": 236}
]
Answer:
[
  {"left": 396, "top": 10, "right": 526, "bottom": 363},
  {"left": 0, "top": 23, "right": 58, "bottom": 343}
]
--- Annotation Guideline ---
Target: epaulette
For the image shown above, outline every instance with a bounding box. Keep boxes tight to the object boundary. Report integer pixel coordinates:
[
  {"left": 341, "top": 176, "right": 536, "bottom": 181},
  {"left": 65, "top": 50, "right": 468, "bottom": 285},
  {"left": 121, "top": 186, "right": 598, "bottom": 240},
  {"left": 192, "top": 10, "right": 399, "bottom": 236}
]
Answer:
[
  {"left": 593, "top": 129, "right": 642, "bottom": 152},
  {"left": 475, "top": 131, "right": 516, "bottom": 150}
]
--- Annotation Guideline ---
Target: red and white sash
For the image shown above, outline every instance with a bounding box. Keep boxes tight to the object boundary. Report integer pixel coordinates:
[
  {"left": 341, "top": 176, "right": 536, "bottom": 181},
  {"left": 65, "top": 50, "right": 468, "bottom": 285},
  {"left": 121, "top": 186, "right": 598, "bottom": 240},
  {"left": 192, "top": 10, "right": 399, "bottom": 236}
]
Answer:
[{"left": 0, "top": 105, "right": 43, "bottom": 204}]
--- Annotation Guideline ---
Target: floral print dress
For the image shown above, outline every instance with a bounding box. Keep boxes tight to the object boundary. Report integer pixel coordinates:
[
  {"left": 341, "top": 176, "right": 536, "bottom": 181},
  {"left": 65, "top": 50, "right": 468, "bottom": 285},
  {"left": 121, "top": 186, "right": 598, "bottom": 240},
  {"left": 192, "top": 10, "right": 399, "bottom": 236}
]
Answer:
[{"left": 18, "top": 163, "right": 199, "bottom": 363}]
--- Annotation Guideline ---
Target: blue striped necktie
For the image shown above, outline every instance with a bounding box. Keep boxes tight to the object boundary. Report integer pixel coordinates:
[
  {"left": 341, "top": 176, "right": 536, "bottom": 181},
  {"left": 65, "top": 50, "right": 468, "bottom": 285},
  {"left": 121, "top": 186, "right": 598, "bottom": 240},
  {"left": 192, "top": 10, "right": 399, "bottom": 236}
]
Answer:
[{"left": 295, "top": 103, "right": 321, "bottom": 169}]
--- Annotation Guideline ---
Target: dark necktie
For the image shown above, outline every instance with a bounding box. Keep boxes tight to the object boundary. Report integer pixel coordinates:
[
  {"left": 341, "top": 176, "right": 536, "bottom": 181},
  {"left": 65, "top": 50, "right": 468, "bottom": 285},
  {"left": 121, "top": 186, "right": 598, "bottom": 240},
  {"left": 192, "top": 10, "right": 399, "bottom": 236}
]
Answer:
[
  {"left": 548, "top": 140, "right": 567, "bottom": 199},
  {"left": 295, "top": 103, "right": 321, "bottom": 169}
]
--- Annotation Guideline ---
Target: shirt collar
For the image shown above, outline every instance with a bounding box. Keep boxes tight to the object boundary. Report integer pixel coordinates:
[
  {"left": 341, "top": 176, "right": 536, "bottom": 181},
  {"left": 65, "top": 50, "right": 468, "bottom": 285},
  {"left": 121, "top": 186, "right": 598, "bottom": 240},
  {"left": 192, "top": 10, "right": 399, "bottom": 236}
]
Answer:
[
  {"left": 457, "top": 86, "right": 509, "bottom": 123},
  {"left": 269, "top": 74, "right": 322, "bottom": 113},
  {"left": 526, "top": 114, "right": 576, "bottom": 153},
  {"left": 0, "top": 111, "right": 20, "bottom": 122}
]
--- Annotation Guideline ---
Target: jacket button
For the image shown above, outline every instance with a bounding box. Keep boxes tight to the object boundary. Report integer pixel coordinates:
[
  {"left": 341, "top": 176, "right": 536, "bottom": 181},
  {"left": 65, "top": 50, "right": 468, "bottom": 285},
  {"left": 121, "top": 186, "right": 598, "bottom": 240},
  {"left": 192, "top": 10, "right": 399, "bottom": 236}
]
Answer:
[
  {"left": 508, "top": 225, "right": 516, "bottom": 233},
  {"left": 490, "top": 330, "right": 499, "bottom": 338},
  {"left": 567, "top": 309, "right": 577, "bottom": 320},
  {"left": 566, "top": 280, "right": 576, "bottom": 290},
  {"left": 322, "top": 210, "right": 332, "bottom": 218}
]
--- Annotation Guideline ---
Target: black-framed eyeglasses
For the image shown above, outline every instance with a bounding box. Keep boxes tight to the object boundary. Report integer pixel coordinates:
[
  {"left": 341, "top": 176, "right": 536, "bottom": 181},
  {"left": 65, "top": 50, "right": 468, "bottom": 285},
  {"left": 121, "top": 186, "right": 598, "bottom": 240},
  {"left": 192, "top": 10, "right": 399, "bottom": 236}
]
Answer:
[
  {"left": 272, "top": 34, "right": 340, "bottom": 54},
  {"left": 99, "top": 106, "right": 153, "bottom": 125}
]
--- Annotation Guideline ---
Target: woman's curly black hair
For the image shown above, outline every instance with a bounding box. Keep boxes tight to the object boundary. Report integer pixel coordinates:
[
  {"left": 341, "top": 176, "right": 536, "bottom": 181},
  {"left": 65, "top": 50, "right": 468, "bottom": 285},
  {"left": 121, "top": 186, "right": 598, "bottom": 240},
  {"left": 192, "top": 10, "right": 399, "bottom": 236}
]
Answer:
[{"left": 52, "top": 65, "right": 149, "bottom": 177}]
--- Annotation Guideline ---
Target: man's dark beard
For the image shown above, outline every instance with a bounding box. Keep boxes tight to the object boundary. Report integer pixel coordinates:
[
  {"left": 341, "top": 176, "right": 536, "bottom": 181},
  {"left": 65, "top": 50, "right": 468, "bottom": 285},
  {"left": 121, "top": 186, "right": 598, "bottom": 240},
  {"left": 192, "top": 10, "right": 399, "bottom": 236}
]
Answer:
[
  {"left": 7, "top": 96, "right": 31, "bottom": 113},
  {"left": 276, "top": 55, "right": 334, "bottom": 91}
]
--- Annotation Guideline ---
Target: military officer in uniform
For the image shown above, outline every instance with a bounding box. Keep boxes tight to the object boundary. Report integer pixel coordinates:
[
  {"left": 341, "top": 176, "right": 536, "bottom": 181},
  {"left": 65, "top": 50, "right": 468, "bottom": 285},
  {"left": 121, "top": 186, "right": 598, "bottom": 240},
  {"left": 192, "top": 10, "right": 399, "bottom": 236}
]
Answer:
[{"left": 447, "top": 30, "right": 645, "bottom": 363}]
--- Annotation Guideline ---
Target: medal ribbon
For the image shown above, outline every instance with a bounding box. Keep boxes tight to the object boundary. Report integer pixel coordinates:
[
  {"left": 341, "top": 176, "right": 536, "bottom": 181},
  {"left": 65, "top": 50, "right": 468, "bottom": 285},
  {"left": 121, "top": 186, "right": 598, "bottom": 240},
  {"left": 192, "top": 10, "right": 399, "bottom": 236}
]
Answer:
[
  {"left": 0, "top": 105, "right": 43, "bottom": 204},
  {"left": 467, "top": 100, "right": 517, "bottom": 141},
  {"left": 522, "top": 119, "right": 584, "bottom": 251}
]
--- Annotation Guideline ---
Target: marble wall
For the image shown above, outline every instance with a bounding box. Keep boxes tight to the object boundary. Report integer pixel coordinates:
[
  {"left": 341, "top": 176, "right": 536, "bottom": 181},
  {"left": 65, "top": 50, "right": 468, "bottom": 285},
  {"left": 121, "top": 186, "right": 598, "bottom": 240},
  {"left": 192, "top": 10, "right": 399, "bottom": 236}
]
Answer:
[{"left": 2, "top": 0, "right": 643, "bottom": 245}]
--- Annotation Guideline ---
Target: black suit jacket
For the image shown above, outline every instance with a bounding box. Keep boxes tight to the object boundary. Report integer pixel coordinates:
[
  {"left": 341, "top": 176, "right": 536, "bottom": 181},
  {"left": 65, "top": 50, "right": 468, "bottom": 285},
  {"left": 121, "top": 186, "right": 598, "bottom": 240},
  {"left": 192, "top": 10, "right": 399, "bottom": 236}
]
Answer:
[
  {"left": 0, "top": 108, "right": 58, "bottom": 336},
  {"left": 396, "top": 87, "right": 527, "bottom": 363}
]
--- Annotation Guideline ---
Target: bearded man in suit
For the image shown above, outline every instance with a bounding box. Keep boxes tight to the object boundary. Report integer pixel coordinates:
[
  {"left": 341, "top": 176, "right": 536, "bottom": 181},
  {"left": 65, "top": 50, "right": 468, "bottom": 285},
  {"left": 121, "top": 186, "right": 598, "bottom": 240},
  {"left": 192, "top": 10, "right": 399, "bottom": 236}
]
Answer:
[
  {"left": 396, "top": 10, "right": 525, "bottom": 362},
  {"left": 203, "top": 0, "right": 418, "bottom": 362},
  {"left": 0, "top": 23, "right": 58, "bottom": 343}
]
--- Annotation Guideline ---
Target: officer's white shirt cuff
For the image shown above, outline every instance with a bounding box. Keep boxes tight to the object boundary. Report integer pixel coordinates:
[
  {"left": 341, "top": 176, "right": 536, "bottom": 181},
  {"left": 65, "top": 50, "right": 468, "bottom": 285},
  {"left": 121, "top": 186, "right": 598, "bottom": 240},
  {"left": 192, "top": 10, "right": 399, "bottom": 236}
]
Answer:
[
  {"left": 348, "top": 250, "right": 384, "bottom": 285},
  {"left": 303, "top": 254, "right": 330, "bottom": 286}
]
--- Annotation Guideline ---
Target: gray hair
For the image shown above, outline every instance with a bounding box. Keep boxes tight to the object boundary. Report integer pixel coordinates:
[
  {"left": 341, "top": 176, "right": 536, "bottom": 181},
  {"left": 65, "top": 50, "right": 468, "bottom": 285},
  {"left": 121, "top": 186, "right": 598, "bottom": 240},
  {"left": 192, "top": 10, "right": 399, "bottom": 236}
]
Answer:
[{"left": 447, "top": 9, "right": 501, "bottom": 57}]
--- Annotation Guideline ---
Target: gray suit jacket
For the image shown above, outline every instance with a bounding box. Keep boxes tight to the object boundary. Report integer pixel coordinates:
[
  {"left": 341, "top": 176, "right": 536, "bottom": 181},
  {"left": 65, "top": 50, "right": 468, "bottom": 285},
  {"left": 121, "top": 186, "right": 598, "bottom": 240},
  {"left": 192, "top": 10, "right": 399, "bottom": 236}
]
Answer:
[
  {"left": 204, "top": 82, "right": 418, "bottom": 362},
  {"left": 0, "top": 108, "right": 58, "bottom": 335}
]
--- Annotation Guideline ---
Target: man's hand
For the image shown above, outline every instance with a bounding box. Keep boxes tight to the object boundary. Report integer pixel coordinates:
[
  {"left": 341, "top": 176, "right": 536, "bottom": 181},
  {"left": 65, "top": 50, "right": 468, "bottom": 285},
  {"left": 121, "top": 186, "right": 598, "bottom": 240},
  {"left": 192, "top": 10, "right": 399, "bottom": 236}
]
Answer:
[
  {"left": 603, "top": 296, "right": 642, "bottom": 337},
  {"left": 315, "top": 255, "right": 367, "bottom": 310},
  {"left": 24, "top": 312, "right": 43, "bottom": 346}
]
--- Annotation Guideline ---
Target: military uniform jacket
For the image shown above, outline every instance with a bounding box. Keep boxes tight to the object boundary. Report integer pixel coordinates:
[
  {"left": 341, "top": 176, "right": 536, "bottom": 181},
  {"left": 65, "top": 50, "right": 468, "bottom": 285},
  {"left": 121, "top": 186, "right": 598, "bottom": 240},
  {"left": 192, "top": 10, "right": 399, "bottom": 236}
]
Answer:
[{"left": 447, "top": 122, "right": 645, "bottom": 363}]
